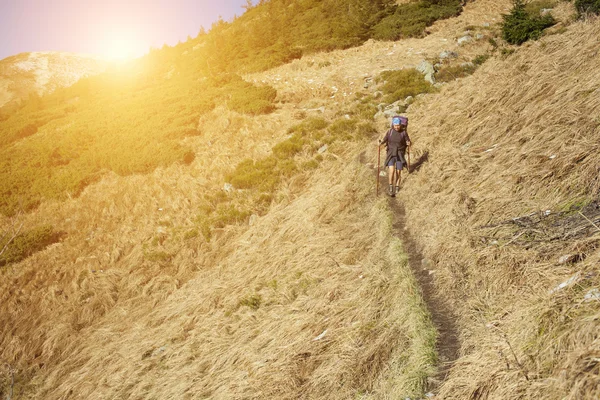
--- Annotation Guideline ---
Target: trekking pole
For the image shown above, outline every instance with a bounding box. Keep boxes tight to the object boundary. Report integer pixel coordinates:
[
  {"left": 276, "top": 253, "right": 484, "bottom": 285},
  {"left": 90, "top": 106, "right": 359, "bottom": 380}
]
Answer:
[{"left": 376, "top": 144, "right": 381, "bottom": 196}]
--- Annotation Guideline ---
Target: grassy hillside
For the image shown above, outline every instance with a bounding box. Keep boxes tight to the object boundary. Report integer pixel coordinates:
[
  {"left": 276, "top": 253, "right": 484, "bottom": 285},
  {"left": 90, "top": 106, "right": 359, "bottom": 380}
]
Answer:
[
  {"left": 2, "top": 0, "right": 598, "bottom": 398},
  {"left": 399, "top": 16, "right": 600, "bottom": 400},
  {"left": 0, "top": 0, "right": 465, "bottom": 256},
  {"left": 0, "top": 52, "right": 108, "bottom": 108}
]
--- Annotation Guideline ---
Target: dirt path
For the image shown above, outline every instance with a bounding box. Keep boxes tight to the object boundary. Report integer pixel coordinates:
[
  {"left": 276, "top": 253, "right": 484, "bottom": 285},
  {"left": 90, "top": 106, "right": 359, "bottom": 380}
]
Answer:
[
  {"left": 360, "top": 149, "right": 460, "bottom": 395},
  {"left": 387, "top": 191, "right": 460, "bottom": 394}
]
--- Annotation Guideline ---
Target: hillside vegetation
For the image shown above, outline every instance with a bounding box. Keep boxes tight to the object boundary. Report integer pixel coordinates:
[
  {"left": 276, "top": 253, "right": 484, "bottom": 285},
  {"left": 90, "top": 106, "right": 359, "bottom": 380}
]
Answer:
[
  {"left": 1, "top": 0, "right": 599, "bottom": 399},
  {"left": 0, "top": 52, "right": 108, "bottom": 108}
]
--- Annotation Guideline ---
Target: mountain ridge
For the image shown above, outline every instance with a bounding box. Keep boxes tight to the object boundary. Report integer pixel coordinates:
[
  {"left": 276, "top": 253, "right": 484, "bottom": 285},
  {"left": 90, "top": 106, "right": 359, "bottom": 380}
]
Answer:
[
  {"left": 1, "top": 0, "right": 599, "bottom": 399},
  {"left": 0, "top": 51, "right": 108, "bottom": 108}
]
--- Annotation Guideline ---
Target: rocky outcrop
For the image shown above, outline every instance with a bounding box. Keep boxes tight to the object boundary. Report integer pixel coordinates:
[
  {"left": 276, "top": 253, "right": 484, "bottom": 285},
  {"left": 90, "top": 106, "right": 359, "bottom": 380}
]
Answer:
[{"left": 0, "top": 52, "right": 108, "bottom": 108}]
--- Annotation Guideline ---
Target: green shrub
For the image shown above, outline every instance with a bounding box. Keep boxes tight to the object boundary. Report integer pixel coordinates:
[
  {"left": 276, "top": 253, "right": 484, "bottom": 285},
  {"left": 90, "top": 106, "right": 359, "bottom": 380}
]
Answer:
[
  {"left": 435, "top": 64, "right": 477, "bottom": 82},
  {"left": 238, "top": 294, "right": 262, "bottom": 310},
  {"left": 502, "top": 0, "right": 556, "bottom": 45},
  {"left": 575, "top": 0, "right": 600, "bottom": 15},
  {"left": 0, "top": 225, "right": 62, "bottom": 266},
  {"left": 144, "top": 250, "right": 173, "bottom": 263},
  {"left": 356, "top": 122, "right": 377, "bottom": 138},
  {"left": 376, "top": 69, "right": 434, "bottom": 103},
  {"left": 227, "top": 82, "right": 277, "bottom": 115},
  {"left": 212, "top": 204, "right": 251, "bottom": 228},
  {"left": 272, "top": 135, "right": 306, "bottom": 158},
  {"left": 184, "top": 228, "right": 199, "bottom": 240},
  {"left": 328, "top": 118, "right": 358, "bottom": 140},
  {"left": 352, "top": 101, "right": 378, "bottom": 120},
  {"left": 473, "top": 54, "right": 490, "bottom": 66},
  {"left": 302, "top": 159, "right": 320, "bottom": 170},
  {"left": 287, "top": 117, "right": 329, "bottom": 137},
  {"left": 372, "top": 0, "right": 463, "bottom": 41},
  {"left": 227, "top": 157, "right": 278, "bottom": 191}
]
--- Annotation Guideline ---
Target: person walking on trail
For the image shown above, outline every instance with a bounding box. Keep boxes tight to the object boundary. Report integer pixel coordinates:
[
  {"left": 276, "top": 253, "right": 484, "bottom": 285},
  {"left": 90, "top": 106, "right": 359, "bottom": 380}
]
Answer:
[{"left": 379, "top": 116, "right": 411, "bottom": 197}]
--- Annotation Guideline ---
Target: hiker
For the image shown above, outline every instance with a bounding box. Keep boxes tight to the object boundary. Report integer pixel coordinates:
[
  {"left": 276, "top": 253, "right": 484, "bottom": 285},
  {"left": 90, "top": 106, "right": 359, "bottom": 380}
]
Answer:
[{"left": 379, "top": 116, "right": 411, "bottom": 197}]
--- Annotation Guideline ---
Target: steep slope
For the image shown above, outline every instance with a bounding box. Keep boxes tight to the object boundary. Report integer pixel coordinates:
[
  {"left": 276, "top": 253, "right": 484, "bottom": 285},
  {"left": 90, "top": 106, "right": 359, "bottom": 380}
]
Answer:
[
  {"left": 397, "top": 17, "right": 600, "bottom": 400},
  {"left": 1, "top": 1, "right": 599, "bottom": 399},
  {"left": 0, "top": 52, "right": 108, "bottom": 108}
]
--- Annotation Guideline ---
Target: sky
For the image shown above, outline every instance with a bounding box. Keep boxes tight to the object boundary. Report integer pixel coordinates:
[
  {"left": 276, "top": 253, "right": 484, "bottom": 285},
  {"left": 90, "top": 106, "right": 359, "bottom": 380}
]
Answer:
[{"left": 0, "top": 0, "right": 254, "bottom": 61}]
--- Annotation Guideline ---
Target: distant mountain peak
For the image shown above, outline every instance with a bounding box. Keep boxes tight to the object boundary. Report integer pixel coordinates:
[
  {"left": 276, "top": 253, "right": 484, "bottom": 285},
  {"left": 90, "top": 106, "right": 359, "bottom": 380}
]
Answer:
[{"left": 0, "top": 51, "right": 109, "bottom": 108}]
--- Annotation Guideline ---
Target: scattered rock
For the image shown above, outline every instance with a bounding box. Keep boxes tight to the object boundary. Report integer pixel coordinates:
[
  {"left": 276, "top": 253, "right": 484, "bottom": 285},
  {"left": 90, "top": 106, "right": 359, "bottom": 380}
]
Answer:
[
  {"left": 405, "top": 96, "right": 414, "bottom": 105},
  {"left": 541, "top": 8, "right": 553, "bottom": 16},
  {"left": 390, "top": 99, "right": 406, "bottom": 109},
  {"left": 458, "top": 35, "right": 473, "bottom": 46},
  {"left": 417, "top": 60, "right": 435, "bottom": 75},
  {"left": 379, "top": 171, "right": 387, "bottom": 177},
  {"left": 223, "top": 183, "right": 234, "bottom": 193},
  {"left": 558, "top": 254, "right": 580, "bottom": 264},
  {"left": 416, "top": 60, "right": 436, "bottom": 83},
  {"left": 422, "top": 258, "right": 431, "bottom": 268},
  {"left": 249, "top": 214, "right": 258, "bottom": 226},
  {"left": 318, "top": 144, "right": 328, "bottom": 154},
  {"left": 373, "top": 91, "right": 383, "bottom": 99},
  {"left": 440, "top": 50, "right": 459, "bottom": 60},
  {"left": 549, "top": 272, "right": 581, "bottom": 294},
  {"left": 482, "top": 22, "right": 490, "bottom": 27},
  {"left": 583, "top": 288, "right": 600, "bottom": 302},
  {"left": 383, "top": 108, "right": 400, "bottom": 118},
  {"left": 313, "top": 330, "right": 328, "bottom": 341},
  {"left": 306, "top": 106, "right": 325, "bottom": 113},
  {"left": 476, "top": 33, "right": 485, "bottom": 40}
]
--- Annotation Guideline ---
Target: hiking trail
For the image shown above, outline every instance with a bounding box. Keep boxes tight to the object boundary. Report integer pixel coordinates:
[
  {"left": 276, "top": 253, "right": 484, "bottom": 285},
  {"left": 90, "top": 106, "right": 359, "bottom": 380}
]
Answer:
[{"left": 362, "top": 149, "right": 461, "bottom": 396}]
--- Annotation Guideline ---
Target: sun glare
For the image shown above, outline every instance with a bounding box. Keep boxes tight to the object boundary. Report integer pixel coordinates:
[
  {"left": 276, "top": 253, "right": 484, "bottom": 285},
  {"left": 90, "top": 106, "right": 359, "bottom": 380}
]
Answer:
[{"left": 99, "top": 30, "right": 146, "bottom": 61}]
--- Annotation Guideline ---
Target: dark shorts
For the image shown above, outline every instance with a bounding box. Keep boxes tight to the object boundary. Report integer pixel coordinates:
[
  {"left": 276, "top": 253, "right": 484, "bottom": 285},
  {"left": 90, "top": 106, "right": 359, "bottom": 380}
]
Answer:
[{"left": 386, "top": 157, "right": 405, "bottom": 170}]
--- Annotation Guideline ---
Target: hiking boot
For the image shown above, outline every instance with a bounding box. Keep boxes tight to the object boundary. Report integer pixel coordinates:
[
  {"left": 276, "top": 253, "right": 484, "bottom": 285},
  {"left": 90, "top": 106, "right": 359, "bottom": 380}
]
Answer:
[
  {"left": 387, "top": 186, "right": 395, "bottom": 197},
  {"left": 395, "top": 186, "right": 400, "bottom": 194}
]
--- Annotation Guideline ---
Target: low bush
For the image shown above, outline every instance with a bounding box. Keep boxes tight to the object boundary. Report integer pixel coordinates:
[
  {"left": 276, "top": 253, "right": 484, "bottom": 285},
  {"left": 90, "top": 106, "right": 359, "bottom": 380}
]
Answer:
[
  {"left": 0, "top": 225, "right": 62, "bottom": 266},
  {"left": 328, "top": 118, "right": 358, "bottom": 141},
  {"left": 376, "top": 69, "right": 434, "bottom": 104},
  {"left": 237, "top": 294, "right": 262, "bottom": 310},
  {"left": 372, "top": 0, "right": 463, "bottom": 41},
  {"left": 575, "top": 0, "right": 600, "bottom": 15},
  {"left": 227, "top": 156, "right": 282, "bottom": 192},
  {"left": 228, "top": 83, "right": 277, "bottom": 115},
  {"left": 502, "top": 0, "right": 556, "bottom": 45},
  {"left": 272, "top": 135, "right": 307, "bottom": 158},
  {"left": 473, "top": 54, "right": 491, "bottom": 66},
  {"left": 435, "top": 64, "right": 477, "bottom": 82},
  {"left": 287, "top": 117, "right": 329, "bottom": 137}
]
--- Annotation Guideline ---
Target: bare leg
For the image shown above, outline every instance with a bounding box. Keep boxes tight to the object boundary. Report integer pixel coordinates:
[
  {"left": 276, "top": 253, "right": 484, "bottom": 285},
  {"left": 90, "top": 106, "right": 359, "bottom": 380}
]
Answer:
[
  {"left": 395, "top": 169, "right": 402, "bottom": 187},
  {"left": 388, "top": 166, "right": 396, "bottom": 185}
]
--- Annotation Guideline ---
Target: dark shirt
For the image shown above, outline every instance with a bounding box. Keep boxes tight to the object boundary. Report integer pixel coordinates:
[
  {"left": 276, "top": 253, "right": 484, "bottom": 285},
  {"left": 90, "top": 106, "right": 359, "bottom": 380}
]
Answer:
[{"left": 381, "top": 128, "right": 410, "bottom": 154}]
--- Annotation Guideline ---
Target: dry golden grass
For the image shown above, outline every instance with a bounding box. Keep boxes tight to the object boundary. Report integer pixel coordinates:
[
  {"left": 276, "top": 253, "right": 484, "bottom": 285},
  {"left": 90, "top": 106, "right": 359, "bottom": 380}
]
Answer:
[
  {"left": 2, "top": 1, "right": 598, "bottom": 399},
  {"left": 1, "top": 137, "right": 436, "bottom": 399},
  {"left": 396, "top": 15, "right": 600, "bottom": 399}
]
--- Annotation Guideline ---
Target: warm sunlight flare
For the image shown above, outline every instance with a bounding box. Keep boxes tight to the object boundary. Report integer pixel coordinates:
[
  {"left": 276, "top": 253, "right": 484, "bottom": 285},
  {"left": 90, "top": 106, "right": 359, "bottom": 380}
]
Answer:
[{"left": 99, "top": 30, "right": 146, "bottom": 61}]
